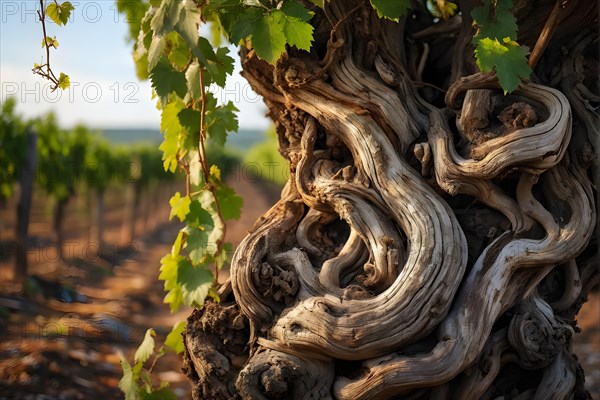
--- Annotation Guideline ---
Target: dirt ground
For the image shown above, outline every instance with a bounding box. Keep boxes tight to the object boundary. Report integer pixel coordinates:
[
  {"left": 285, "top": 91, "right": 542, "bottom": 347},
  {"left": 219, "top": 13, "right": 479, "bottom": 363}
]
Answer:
[{"left": 0, "top": 178, "right": 598, "bottom": 399}]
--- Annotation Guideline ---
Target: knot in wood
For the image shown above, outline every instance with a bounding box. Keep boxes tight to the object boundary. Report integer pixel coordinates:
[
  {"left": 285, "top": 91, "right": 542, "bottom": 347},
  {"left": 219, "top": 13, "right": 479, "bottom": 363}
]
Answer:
[
  {"left": 284, "top": 67, "right": 299, "bottom": 84},
  {"left": 260, "top": 364, "right": 291, "bottom": 396},
  {"left": 498, "top": 102, "right": 538, "bottom": 131},
  {"left": 252, "top": 262, "right": 274, "bottom": 292},
  {"left": 508, "top": 305, "right": 570, "bottom": 369},
  {"left": 272, "top": 270, "right": 299, "bottom": 304}
]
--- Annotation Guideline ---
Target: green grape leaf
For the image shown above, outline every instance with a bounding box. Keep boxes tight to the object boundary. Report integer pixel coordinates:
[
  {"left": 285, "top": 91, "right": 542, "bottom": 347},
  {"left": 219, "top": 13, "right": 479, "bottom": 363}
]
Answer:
[
  {"left": 46, "top": 3, "right": 61, "bottom": 25},
  {"left": 132, "top": 360, "right": 143, "bottom": 375},
  {"left": 148, "top": 36, "right": 165, "bottom": 71},
  {"left": 160, "top": 99, "right": 184, "bottom": 134},
  {"left": 206, "top": 47, "right": 234, "bottom": 88},
  {"left": 196, "top": 37, "right": 219, "bottom": 65},
  {"left": 281, "top": 0, "right": 313, "bottom": 21},
  {"left": 178, "top": 108, "right": 201, "bottom": 137},
  {"left": 208, "top": 19, "right": 223, "bottom": 46},
  {"left": 159, "top": 253, "right": 186, "bottom": 312},
  {"left": 210, "top": 165, "right": 221, "bottom": 181},
  {"left": 177, "top": 263, "right": 213, "bottom": 308},
  {"left": 174, "top": 3, "right": 213, "bottom": 64},
  {"left": 307, "top": 0, "right": 324, "bottom": 8},
  {"left": 207, "top": 222, "right": 224, "bottom": 257},
  {"left": 159, "top": 100, "right": 184, "bottom": 172},
  {"left": 133, "top": 45, "right": 150, "bottom": 80},
  {"left": 169, "top": 192, "right": 191, "bottom": 221},
  {"left": 175, "top": 2, "right": 200, "bottom": 44},
  {"left": 207, "top": 287, "right": 220, "bottom": 303},
  {"left": 475, "top": 37, "right": 531, "bottom": 94},
  {"left": 150, "top": 59, "right": 187, "bottom": 103},
  {"left": 427, "top": 0, "right": 457, "bottom": 20},
  {"left": 215, "top": 184, "right": 243, "bottom": 221},
  {"left": 276, "top": 10, "right": 314, "bottom": 51},
  {"left": 187, "top": 150, "right": 204, "bottom": 188},
  {"left": 159, "top": 253, "right": 181, "bottom": 290},
  {"left": 186, "top": 200, "right": 214, "bottom": 228},
  {"left": 158, "top": 132, "right": 179, "bottom": 172},
  {"left": 59, "top": 1, "right": 74, "bottom": 24},
  {"left": 185, "top": 225, "right": 210, "bottom": 264},
  {"left": 150, "top": 0, "right": 181, "bottom": 35},
  {"left": 252, "top": 11, "right": 287, "bottom": 63},
  {"left": 140, "top": 8, "right": 155, "bottom": 50},
  {"left": 215, "top": 242, "right": 233, "bottom": 271},
  {"left": 185, "top": 62, "right": 202, "bottom": 100},
  {"left": 164, "top": 321, "right": 186, "bottom": 354},
  {"left": 57, "top": 73, "right": 70, "bottom": 90},
  {"left": 229, "top": 7, "right": 262, "bottom": 43},
  {"left": 168, "top": 34, "right": 191, "bottom": 70},
  {"left": 42, "top": 36, "right": 58, "bottom": 48},
  {"left": 209, "top": 0, "right": 247, "bottom": 37},
  {"left": 163, "top": 284, "right": 184, "bottom": 312},
  {"left": 206, "top": 101, "right": 239, "bottom": 147},
  {"left": 134, "top": 328, "right": 156, "bottom": 364},
  {"left": 370, "top": 0, "right": 410, "bottom": 22},
  {"left": 118, "top": 354, "right": 139, "bottom": 400},
  {"left": 172, "top": 229, "right": 184, "bottom": 257},
  {"left": 472, "top": 0, "right": 517, "bottom": 42},
  {"left": 46, "top": 1, "right": 74, "bottom": 26}
]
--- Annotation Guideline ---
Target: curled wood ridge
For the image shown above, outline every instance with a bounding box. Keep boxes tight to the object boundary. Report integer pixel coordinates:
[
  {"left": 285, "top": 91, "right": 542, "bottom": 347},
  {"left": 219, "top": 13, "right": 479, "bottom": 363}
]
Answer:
[{"left": 183, "top": 1, "right": 599, "bottom": 398}]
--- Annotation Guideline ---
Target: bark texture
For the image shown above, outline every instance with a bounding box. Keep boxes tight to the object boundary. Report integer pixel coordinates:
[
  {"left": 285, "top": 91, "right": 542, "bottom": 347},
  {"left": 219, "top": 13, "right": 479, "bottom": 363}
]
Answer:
[{"left": 183, "top": 1, "right": 599, "bottom": 398}]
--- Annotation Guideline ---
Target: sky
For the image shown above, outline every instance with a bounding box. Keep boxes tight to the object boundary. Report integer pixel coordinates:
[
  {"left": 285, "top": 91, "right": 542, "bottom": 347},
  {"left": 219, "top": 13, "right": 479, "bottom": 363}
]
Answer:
[{"left": 0, "top": 0, "right": 270, "bottom": 130}]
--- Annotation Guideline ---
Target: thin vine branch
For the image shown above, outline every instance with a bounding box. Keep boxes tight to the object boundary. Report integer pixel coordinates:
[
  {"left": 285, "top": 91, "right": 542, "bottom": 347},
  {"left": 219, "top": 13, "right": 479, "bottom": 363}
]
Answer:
[
  {"left": 147, "top": 346, "right": 164, "bottom": 374},
  {"left": 197, "top": 66, "right": 227, "bottom": 286},
  {"left": 34, "top": 0, "right": 61, "bottom": 90}
]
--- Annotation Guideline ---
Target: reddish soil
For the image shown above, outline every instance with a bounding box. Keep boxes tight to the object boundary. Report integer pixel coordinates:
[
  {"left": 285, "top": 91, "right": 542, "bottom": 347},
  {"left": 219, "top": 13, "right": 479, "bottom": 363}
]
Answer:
[
  {"left": 0, "top": 179, "right": 597, "bottom": 399},
  {"left": 0, "top": 178, "right": 279, "bottom": 400}
]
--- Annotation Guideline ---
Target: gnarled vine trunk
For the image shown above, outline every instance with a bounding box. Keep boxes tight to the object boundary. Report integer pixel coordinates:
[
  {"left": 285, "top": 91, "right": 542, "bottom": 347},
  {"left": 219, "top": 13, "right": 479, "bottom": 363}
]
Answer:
[{"left": 183, "top": 1, "right": 598, "bottom": 398}]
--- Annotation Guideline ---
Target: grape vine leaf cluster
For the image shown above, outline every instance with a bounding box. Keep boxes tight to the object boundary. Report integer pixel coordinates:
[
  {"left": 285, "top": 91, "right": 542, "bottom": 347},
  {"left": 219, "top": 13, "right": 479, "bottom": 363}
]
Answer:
[
  {"left": 119, "top": 327, "right": 179, "bottom": 400},
  {"left": 34, "top": 1, "right": 73, "bottom": 90},
  {"left": 472, "top": 0, "right": 532, "bottom": 93},
  {"left": 123, "top": 0, "right": 251, "bottom": 331},
  {"left": 212, "top": 0, "right": 316, "bottom": 64}
]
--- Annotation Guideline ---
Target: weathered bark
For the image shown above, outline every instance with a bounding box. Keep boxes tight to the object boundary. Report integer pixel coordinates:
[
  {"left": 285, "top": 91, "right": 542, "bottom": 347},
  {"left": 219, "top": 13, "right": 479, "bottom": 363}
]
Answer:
[{"left": 183, "top": 1, "right": 598, "bottom": 398}]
